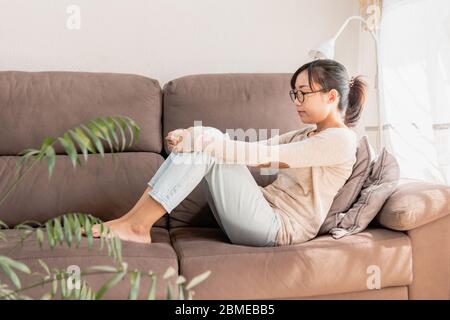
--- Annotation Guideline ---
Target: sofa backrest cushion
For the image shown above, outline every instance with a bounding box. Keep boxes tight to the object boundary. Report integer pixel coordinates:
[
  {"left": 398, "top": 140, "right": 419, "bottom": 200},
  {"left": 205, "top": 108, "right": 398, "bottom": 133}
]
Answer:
[
  {"left": 0, "top": 71, "right": 167, "bottom": 228},
  {"left": 0, "top": 71, "right": 163, "bottom": 155},
  {"left": 163, "top": 73, "right": 310, "bottom": 228}
]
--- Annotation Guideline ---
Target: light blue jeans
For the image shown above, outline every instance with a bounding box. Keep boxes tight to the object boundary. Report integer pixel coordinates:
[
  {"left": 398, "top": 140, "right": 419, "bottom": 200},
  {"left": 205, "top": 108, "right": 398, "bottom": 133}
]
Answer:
[{"left": 147, "top": 150, "right": 281, "bottom": 247}]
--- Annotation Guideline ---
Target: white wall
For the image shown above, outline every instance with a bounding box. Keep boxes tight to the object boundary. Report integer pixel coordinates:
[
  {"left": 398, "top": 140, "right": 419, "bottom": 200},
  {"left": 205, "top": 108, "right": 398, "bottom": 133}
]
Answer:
[
  {"left": 0, "top": 0, "right": 361, "bottom": 83},
  {"left": 1, "top": 0, "right": 374, "bottom": 136}
]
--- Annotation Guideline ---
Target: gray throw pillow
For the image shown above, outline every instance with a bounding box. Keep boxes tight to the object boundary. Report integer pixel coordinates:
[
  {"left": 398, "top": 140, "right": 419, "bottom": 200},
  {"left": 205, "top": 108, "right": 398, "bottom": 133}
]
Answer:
[
  {"left": 330, "top": 147, "right": 400, "bottom": 239},
  {"left": 318, "top": 135, "right": 375, "bottom": 235}
]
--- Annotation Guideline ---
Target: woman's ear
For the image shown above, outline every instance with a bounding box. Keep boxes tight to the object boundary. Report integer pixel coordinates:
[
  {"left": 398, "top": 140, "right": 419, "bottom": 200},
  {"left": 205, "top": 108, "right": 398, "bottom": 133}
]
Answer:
[{"left": 326, "top": 89, "right": 339, "bottom": 104}]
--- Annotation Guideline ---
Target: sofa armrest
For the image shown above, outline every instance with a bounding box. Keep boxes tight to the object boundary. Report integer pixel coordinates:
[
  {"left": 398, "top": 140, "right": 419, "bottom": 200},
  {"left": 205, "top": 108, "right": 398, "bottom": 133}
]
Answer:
[{"left": 375, "top": 179, "right": 450, "bottom": 231}]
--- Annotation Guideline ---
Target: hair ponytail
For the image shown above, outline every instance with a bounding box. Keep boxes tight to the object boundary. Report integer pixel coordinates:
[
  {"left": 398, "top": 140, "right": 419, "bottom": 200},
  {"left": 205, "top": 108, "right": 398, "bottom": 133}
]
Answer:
[{"left": 344, "top": 75, "right": 367, "bottom": 128}]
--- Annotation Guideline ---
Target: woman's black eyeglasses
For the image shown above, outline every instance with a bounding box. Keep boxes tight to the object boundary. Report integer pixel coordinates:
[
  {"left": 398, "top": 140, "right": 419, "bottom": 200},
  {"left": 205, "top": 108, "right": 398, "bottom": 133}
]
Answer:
[{"left": 289, "top": 88, "right": 327, "bottom": 103}]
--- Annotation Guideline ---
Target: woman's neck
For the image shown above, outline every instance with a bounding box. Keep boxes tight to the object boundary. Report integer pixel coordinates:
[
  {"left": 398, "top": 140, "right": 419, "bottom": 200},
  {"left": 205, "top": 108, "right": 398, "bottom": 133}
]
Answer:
[{"left": 314, "top": 122, "right": 348, "bottom": 132}]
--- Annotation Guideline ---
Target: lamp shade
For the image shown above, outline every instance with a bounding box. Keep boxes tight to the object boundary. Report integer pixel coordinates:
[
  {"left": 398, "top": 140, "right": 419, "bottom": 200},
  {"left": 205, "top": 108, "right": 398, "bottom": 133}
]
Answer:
[{"left": 308, "top": 38, "right": 336, "bottom": 60}]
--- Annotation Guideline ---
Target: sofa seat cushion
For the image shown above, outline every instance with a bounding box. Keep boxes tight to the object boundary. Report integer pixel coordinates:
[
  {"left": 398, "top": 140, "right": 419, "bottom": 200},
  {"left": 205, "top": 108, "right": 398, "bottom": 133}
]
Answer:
[
  {"left": 170, "top": 227, "right": 412, "bottom": 299},
  {"left": 0, "top": 227, "right": 177, "bottom": 299}
]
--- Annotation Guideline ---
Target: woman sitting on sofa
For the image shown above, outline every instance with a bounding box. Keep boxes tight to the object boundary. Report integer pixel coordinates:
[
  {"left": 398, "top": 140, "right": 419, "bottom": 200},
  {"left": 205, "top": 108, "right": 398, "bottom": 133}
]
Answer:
[{"left": 82, "top": 58, "right": 367, "bottom": 247}]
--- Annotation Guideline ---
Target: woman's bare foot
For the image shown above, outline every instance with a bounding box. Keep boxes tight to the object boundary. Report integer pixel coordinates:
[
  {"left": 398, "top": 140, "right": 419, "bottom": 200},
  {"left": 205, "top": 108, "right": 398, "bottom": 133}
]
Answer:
[
  {"left": 79, "top": 185, "right": 166, "bottom": 244},
  {"left": 81, "top": 219, "right": 152, "bottom": 244}
]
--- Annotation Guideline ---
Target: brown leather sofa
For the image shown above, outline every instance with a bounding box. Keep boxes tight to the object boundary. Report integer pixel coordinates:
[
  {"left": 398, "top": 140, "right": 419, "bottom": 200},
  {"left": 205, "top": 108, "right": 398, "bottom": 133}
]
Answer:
[{"left": 0, "top": 71, "right": 449, "bottom": 300}]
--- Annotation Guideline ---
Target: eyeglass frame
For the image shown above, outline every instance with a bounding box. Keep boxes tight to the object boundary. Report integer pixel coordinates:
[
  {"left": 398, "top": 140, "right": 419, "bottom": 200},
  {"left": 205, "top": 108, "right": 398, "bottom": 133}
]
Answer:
[{"left": 289, "top": 88, "right": 328, "bottom": 103}]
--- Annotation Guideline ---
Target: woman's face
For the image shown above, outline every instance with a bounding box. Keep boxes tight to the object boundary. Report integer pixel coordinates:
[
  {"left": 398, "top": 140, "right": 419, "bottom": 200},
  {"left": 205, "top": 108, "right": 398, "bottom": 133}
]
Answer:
[{"left": 293, "top": 70, "right": 338, "bottom": 124}]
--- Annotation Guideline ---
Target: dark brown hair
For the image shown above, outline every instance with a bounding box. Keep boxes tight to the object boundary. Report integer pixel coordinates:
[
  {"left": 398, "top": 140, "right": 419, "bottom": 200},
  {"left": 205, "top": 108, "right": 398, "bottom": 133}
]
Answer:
[{"left": 290, "top": 59, "right": 367, "bottom": 128}]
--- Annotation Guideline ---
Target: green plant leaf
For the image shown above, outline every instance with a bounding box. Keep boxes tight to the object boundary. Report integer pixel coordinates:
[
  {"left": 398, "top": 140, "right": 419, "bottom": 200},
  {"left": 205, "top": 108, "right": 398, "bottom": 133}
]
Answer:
[
  {"left": 60, "top": 273, "right": 67, "bottom": 299},
  {"left": 106, "top": 236, "right": 113, "bottom": 257},
  {"left": 166, "top": 283, "right": 173, "bottom": 300},
  {"left": 53, "top": 217, "right": 64, "bottom": 245},
  {"left": 40, "top": 292, "right": 53, "bottom": 300},
  {"left": 185, "top": 270, "right": 211, "bottom": 291},
  {"left": 76, "top": 127, "right": 96, "bottom": 153},
  {"left": 84, "top": 265, "right": 118, "bottom": 273},
  {"left": 36, "top": 228, "right": 44, "bottom": 248},
  {"left": 110, "top": 116, "right": 126, "bottom": 151},
  {"left": 175, "top": 277, "right": 187, "bottom": 299},
  {"left": 40, "top": 137, "right": 56, "bottom": 152},
  {"left": 17, "top": 229, "right": 33, "bottom": 245},
  {"left": 97, "top": 117, "right": 119, "bottom": 151},
  {"left": 51, "top": 273, "right": 58, "bottom": 296},
  {"left": 0, "top": 264, "right": 21, "bottom": 289},
  {"left": 178, "top": 284, "right": 185, "bottom": 300},
  {"left": 58, "top": 134, "right": 78, "bottom": 168},
  {"left": 17, "top": 148, "right": 37, "bottom": 156},
  {"left": 0, "top": 256, "right": 31, "bottom": 289},
  {"left": 45, "top": 221, "right": 56, "bottom": 249},
  {"left": 89, "top": 119, "right": 114, "bottom": 153},
  {"left": 123, "top": 116, "right": 141, "bottom": 145},
  {"left": 14, "top": 220, "right": 41, "bottom": 229},
  {"left": 62, "top": 215, "right": 72, "bottom": 248},
  {"left": 117, "top": 117, "right": 134, "bottom": 148},
  {"left": 73, "top": 214, "right": 82, "bottom": 247},
  {"left": 147, "top": 273, "right": 157, "bottom": 300},
  {"left": 43, "top": 145, "right": 56, "bottom": 179},
  {"left": 15, "top": 149, "right": 40, "bottom": 175},
  {"left": 113, "top": 235, "right": 122, "bottom": 264},
  {"left": 99, "top": 223, "right": 105, "bottom": 251},
  {"left": 79, "top": 280, "right": 88, "bottom": 300},
  {"left": 68, "top": 129, "right": 89, "bottom": 162},
  {"left": 175, "top": 275, "right": 186, "bottom": 285},
  {"left": 80, "top": 124, "right": 104, "bottom": 157},
  {"left": 38, "top": 259, "right": 51, "bottom": 278},
  {"left": 84, "top": 217, "right": 93, "bottom": 247},
  {"left": 95, "top": 271, "right": 126, "bottom": 300},
  {"left": 0, "top": 220, "right": 9, "bottom": 229},
  {"left": 128, "top": 270, "right": 141, "bottom": 300},
  {"left": 163, "top": 266, "right": 177, "bottom": 280}
]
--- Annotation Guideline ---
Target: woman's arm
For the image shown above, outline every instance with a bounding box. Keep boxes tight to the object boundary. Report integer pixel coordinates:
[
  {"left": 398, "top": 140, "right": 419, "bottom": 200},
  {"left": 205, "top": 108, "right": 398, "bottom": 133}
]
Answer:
[
  {"left": 174, "top": 128, "right": 356, "bottom": 168},
  {"left": 257, "top": 129, "right": 305, "bottom": 146}
]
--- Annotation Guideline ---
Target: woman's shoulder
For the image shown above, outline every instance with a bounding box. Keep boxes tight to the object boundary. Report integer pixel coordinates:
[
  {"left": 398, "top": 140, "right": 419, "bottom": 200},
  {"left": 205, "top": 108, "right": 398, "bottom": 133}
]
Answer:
[
  {"left": 316, "top": 127, "right": 356, "bottom": 138},
  {"left": 287, "top": 126, "right": 357, "bottom": 145},
  {"left": 315, "top": 127, "right": 358, "bottom": 152}
]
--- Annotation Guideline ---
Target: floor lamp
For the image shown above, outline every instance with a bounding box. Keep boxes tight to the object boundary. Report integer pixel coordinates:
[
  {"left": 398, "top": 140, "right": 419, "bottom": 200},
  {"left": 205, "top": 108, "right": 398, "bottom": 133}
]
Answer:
[{"left": 308, "top": 15, "right": 383, "bottom": 153}]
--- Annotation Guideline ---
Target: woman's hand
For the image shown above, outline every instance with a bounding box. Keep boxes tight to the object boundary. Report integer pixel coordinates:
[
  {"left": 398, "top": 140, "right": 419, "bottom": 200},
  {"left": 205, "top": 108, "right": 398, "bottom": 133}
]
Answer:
[
  {"left": 166, "top": 126, "right": 224, "bottom": 154},
  {"left": 171, "top": 127, "right": 199, "bottom": 153},
  {"left": 165, "top": 127, "right": 199, "bottom": 153},
  {"left": 171, "top": 126, "right": 216, "bottom": 154},
  {"left": 165, "top": 128, "right": 187, "bottom": 152}
]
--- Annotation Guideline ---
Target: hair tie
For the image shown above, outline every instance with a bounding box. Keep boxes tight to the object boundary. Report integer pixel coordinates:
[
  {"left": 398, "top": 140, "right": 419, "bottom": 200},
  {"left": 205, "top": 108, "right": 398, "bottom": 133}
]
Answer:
[{"left": 349, "top": 76, "right": 356, "bottom": 88}]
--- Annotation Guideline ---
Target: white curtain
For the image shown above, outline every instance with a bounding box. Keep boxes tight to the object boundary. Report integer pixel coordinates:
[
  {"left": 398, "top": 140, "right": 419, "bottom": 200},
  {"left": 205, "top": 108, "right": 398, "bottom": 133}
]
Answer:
[{"left": 377, "top": 0, "right": 450, "bottom": 184}]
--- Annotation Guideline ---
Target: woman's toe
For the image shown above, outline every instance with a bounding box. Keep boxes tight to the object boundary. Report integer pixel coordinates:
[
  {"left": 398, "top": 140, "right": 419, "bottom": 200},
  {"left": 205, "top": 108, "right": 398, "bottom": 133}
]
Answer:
[{"left": 92, "top": 224, "right": 103, "bottom": 237}]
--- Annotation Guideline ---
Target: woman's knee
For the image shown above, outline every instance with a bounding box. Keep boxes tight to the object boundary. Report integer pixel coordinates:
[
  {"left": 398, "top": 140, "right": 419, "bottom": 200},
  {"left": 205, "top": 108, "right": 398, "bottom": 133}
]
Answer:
[{"left": 170, "top": 150, "right": 216, "bottom": 166}]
